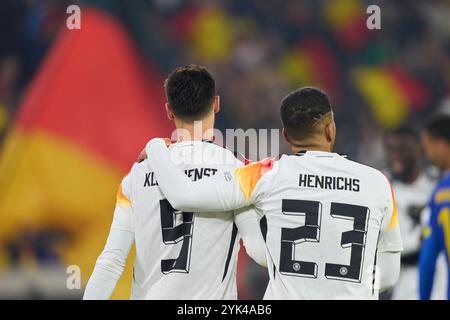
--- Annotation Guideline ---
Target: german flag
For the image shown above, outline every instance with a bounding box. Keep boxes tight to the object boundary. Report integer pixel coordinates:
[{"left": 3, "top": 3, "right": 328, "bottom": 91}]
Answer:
[
  {"left": 353, "top": 64, "right": 430, "bottom": 128},
  {"left": 0, "top": 8, "right": 172, "bottom": 298}
]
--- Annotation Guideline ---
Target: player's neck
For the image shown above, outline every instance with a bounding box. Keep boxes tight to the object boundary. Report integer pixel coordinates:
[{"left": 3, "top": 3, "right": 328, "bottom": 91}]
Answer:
[
  {"left": 290, "top": 142, "right": 332, "bottom": 154},
  {"left": 173, "top": 117, "right": 215, "bottom": 142}
]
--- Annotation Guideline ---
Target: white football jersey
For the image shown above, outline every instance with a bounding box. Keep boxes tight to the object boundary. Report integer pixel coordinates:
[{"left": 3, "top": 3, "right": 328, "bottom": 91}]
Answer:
[
  {"left": 119, "top": 141, "right": 245, "bottom": 299},
  {"left": 146, "top": 140, "right": 404, "bottom": 300},
  {"left": 243, "top": 151, "right": 403, "bottom": 300}
]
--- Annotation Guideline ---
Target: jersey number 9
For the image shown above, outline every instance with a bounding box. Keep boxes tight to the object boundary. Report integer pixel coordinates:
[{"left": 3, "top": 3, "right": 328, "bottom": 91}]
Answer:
[{"left": 159, "top": 199, "right": 194, "bottom": 274}]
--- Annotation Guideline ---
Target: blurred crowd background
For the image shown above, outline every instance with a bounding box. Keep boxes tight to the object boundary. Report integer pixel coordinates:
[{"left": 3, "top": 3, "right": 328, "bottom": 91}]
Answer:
[{"left": 0, "top": 0, "right": 449, "bottom": 299}]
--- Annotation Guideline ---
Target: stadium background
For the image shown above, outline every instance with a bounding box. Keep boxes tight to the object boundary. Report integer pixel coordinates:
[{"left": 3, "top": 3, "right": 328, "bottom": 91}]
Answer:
[{"left": 0, "top": 0, "right": 448, "bottom": 299}]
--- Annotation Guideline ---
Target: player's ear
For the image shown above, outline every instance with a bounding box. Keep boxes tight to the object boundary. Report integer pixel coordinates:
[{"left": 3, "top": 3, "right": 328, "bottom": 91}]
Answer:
[
  {"left": 214, "top": 95, "right": 220, "bottom": 114},
  {"left": 332, "top": 121, "right": 337, "bottom": 141},
  {"left": 325, "top": 121, "right": 336, "bottom": 143},
  {"left": 165, "top": 103, "right": 175, "bottom": 120},
  {"left": 282, "top": 128, "right": 291, "bottom": 144}
]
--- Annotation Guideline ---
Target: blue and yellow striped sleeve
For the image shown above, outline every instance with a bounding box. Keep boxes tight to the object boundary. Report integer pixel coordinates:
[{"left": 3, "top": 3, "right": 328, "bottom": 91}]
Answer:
[{"left": 419, "top": 184, "right": 450, "bottom": 300}]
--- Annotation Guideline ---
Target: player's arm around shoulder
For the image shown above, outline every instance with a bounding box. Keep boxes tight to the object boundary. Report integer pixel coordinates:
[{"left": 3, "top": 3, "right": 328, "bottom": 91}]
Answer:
[
  {"left": 234, "top": 206, "right": 267, "bottom": 267},
  {"left": 145, "top": 138, "right": 249, "bottom": 212},
  {"left": 233, "top": 157, "right": 278, "bottom": 205},
  {"left": 227, "top": 156, "right": 277, "bottom": 267}
]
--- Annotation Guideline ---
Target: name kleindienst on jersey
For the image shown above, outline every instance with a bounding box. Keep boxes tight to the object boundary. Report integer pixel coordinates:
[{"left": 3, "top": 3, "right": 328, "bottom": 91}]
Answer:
[{"left": 144, "top": 168, "right": 219, "bottom": 187}]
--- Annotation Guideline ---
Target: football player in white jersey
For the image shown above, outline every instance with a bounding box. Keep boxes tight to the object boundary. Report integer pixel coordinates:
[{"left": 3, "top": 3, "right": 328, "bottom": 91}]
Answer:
[
  {"left": 145, "top": 87, "right": 403, "bottom": 299},
  {"left": 83, "top": 65, "right": 266, "bottom": 300},
  {"left": 383, "top": 126, "right": 447, "bottom": 300}
]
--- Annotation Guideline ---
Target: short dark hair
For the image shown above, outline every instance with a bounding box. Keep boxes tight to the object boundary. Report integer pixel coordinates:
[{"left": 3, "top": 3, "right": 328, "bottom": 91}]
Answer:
[
  {"left": 423, "top": 113, "right": 450, "bottom": 143},
  {"left": 164, "top": 65, "right": 215, "bottom": 121},
  {"left": 280, "top": 87, "right": 332, "bottom": 139}
]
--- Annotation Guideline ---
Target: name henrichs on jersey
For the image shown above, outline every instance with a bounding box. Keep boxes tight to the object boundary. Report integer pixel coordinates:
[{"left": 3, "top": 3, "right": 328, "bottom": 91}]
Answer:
[{"left": 299, "top": 174, "right": 360, "bottom": 192}]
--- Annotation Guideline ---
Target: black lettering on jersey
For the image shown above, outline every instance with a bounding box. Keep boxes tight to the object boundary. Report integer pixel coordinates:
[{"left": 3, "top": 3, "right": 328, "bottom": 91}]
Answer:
[
  {"left": 325, "top": 176, "right": 333, "bottom": 189},
  {"left": 316, "top": 175, "right": 324, "bottom": 189},
  {"left": 299, "top": 174, "right": 308, "bottom": 186},
  {"left": 184, "top": 168, "right": 218, "bottom": 182},
  {"left": 204, "top": 168, "right": 218, "bottom": 177},
  {"left": 336, "top": 177, "right": 345, "bottom": 190},
  {"left": 353, "top": 179, "right": 360, "bottom": 192},
  {"left": 144, "top": 168, "right": 218, "bottom": 187},
  {"left": 345, "top": 177, "right": 352, "bottom": 191},
  {"left": 194, "top": 169, "right": 203, "bottom": 181},
  {"left": 144, "top": 172, "right": 158, "bottom": 187},
  {"left": 298, "top": 174, "right": 361, "bottom": 192}
]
